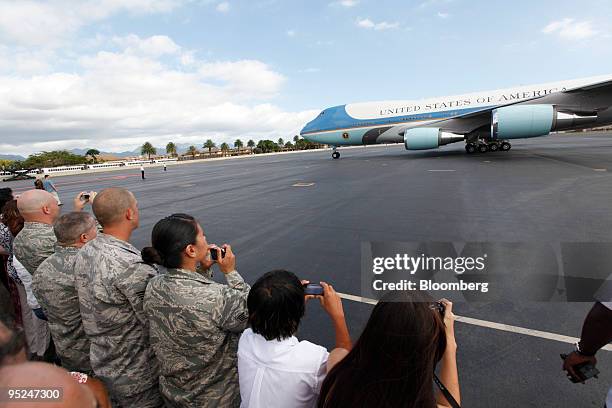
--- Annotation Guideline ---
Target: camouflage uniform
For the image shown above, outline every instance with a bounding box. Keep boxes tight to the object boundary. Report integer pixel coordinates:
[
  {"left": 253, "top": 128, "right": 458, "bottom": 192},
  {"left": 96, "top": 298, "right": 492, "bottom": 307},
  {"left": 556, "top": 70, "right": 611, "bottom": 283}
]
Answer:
[
  {"left": 13, "top": 222, "right": 56, "bottom": 275},
  {"left": 73, "top": 233, "right": 163, "bottom": 408},
  {"left": 12, "top": 221, "right": 54, "bottom": 359},
  {"left": 143, "top": 268, "right": 250, "bottom": 408},
  {"left": 32, "top": 246, "right": 92, "bottom": 373}
]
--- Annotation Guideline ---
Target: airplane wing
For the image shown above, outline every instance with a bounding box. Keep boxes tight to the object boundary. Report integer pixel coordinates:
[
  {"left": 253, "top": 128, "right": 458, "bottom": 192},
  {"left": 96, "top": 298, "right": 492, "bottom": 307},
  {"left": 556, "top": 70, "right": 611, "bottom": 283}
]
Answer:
[{"left": 395, "top": 79, "right": 612, "bottom": 136}]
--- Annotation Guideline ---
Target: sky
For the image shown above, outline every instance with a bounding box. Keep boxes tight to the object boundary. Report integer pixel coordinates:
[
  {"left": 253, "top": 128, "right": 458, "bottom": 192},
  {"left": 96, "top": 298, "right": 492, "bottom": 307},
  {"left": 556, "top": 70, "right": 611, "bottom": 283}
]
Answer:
[{"left": 1, "top": 0, "right": 612, "bottom": 156}]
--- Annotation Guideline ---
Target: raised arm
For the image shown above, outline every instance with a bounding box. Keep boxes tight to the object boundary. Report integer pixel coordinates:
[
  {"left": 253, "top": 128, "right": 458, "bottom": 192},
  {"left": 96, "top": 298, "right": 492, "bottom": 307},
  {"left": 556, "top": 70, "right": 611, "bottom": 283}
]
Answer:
[
  {"left": 317, "top": 282, "right": 351, "bottom": 372},
  {"left": 436, "top": 299, "right": 460, "bottom": 408}
]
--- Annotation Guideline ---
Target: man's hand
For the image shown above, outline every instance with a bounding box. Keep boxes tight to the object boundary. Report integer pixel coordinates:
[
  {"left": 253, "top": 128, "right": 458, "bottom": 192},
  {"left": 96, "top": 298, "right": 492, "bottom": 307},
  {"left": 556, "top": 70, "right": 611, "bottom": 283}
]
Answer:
[
  {"left": 73, "top": 191, "right": 95, "bottom": 211},
  {"left": 215, "top": 244, "right": 236, "bottom": 274},
  {"left": 562, "top": 351, "right": 597, "bottom": 383},
  {"left": 318, "top": 282, "right": 345, "bottom": 321}
]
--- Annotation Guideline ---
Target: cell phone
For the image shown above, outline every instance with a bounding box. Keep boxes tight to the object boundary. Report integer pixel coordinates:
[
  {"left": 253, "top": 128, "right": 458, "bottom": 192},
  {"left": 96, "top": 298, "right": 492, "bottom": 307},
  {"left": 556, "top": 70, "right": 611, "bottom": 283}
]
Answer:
[
  {"left": 431, "top": 301, "right": 445, "bottom": 317},
  {"left": 560, "top": 353, "right": 600, "bottom": 382},
  {"left": 303, "top": 283, "right": 324, "bottom": 296},
  {"left": 210, "top": 247, "right": 226, "bottom": 261}
]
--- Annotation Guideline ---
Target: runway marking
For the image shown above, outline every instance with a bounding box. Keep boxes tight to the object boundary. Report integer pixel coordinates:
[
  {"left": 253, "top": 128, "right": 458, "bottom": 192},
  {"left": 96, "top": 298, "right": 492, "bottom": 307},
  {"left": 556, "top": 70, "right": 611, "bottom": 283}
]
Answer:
[
  {"left": 292, "top": 182, "right": 315, "bottom": 187},
  {"left": 337, "top": 292, "right": 612, "bottom": 351},
  {"left": 593, "top": 168, "right": 607, "bottom": 172},
  {"left": 428, "top": 169, "right": 456, "bottom": 172}
]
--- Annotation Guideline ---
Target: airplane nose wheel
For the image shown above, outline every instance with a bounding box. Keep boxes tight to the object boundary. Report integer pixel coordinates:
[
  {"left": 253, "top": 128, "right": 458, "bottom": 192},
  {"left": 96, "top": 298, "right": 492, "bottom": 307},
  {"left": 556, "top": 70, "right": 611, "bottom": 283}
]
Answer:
[{"left": 332, "top": 151, "right": 340, "bottom": 159}]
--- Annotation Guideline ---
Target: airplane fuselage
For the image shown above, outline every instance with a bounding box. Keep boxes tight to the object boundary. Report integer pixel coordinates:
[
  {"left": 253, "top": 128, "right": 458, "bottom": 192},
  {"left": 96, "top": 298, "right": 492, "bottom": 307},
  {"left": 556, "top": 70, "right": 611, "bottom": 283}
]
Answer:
[{"left": 300, "top": 75, "right": 612, "bottom": 148}]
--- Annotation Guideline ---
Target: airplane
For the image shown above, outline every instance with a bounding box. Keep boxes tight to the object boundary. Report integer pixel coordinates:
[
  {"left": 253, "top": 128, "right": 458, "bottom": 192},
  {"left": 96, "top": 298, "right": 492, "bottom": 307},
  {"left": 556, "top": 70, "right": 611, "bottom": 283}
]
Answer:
[{"left": 300, "top": 74, "right": 612, "bottom": 159}]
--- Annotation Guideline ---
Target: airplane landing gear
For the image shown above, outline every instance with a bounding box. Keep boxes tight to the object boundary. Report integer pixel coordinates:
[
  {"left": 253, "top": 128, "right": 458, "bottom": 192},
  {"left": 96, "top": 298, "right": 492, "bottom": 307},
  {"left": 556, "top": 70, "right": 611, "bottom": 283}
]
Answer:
[
  {"left": 332, "top": 147, "right": 340, "bottom": 159},
  {"left": 465, "top": 140, "right": 511, "bottom": 154}
]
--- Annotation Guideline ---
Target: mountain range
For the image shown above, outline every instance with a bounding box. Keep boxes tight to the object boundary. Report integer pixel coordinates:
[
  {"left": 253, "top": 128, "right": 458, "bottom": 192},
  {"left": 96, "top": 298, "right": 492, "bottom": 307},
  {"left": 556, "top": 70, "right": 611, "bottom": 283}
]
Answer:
[{"left": 1, "top": 143, "right": 229, "bottom": 161}]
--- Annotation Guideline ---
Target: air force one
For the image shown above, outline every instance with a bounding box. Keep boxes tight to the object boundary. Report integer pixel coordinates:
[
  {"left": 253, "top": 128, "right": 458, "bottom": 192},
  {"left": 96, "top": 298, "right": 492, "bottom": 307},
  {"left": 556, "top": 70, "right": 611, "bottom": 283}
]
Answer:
[{"left": 300, "top": 74, "right": 612, "bottom": 159}]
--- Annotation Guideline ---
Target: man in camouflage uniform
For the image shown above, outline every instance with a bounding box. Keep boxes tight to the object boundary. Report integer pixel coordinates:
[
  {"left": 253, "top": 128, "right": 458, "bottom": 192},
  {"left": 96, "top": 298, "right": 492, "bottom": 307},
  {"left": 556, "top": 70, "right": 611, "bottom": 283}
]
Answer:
[
  {"left": 13, "top": 189, "right": 61, "bottom": 360},
  {"left": 32, "top": 211, "right": 97, "bottom": 373},
  {"left": 73, "top": 187, "right": 163, "bottom": 408},
  {"left": 14, "top": 190, "right": 93, "bottom": 275},
  {"left": 13, "top": 190, "right": 60, "bottom": 276},
  {"left": 144, "top": 239, "right": 250, "bottom": 408}
]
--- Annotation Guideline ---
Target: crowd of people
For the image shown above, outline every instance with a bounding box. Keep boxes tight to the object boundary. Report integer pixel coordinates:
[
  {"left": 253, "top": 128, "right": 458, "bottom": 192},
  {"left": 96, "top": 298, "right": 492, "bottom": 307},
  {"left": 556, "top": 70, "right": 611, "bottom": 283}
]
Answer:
[{"left": 0, "top": 185, "right": 462, "bottom": 408}]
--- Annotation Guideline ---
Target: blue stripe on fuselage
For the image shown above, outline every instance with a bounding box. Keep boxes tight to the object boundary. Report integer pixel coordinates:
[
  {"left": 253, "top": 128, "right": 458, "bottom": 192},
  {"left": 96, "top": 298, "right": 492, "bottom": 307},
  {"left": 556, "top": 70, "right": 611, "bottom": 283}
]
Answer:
[{"left": 300, "top": 105, "right": 489, "bottom": 135}]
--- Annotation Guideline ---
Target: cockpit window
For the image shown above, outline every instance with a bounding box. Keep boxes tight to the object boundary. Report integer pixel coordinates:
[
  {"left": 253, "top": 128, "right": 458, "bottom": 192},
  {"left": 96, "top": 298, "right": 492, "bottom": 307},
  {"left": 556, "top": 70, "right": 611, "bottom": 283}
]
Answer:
[{"left": 319, "top": 111, "right": 325, "bottom": 116}]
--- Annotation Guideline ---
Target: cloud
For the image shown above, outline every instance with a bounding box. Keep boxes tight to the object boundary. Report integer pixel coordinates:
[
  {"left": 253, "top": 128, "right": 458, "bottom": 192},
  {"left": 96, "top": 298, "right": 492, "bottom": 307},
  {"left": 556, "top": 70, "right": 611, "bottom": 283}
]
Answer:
[
  {"left": 330, "top": 0, "right": 359, "bottom": 7},
  {"left": 437, "top": 12, "right": 450, "bottom": 19},
  {"left": 286, "top": 29, "right": 296, "bottom": 37},
  {"left": 418, "top": 0, "right": 454, "bottom": 9},
  {"left": 356, "top": 18, "right": 399, "bottom": 31},
  {"left": 299, "top": 68, "right": 320, "bottom": 73},
  {"left": 0, "top": 0, "right": 184, "bottom": 46},
  {"left": 113, "top": 34, "right": 181, "bottom": 56},
  {"left": 542, "top": 18, "right": 597, "bottom": 40},
  {"left": 198, "top": 60, "right": 286, "bottom": 97},
  {"left": 0, "top": 37, "right": 316, "bottom": 156},
  {"left": 216, "top": 2, "right": 230, "bottom": 12}
]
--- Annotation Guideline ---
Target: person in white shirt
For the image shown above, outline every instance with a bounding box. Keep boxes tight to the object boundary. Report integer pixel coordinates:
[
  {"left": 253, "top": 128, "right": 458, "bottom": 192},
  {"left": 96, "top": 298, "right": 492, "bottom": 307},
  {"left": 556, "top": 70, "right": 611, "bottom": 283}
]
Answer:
[{"left": 238, "top": 270, "right": 351, "bottom": 408}]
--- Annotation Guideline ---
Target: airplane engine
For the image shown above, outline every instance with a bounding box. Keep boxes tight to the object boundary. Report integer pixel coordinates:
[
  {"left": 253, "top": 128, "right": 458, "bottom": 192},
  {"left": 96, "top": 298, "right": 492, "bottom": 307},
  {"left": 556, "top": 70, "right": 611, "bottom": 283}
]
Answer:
[
  {"left": 404, "top": 128, "right": 464, "bottom": 150},
  {"left": 491, "top": 105, "right": 597, "bottom": 140}
]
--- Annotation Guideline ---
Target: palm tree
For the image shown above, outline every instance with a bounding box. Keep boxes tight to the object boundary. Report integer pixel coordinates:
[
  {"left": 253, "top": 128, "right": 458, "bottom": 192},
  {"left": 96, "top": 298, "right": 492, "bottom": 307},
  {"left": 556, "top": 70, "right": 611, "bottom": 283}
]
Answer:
[
  {"left": 293, "top": 135, "right": 299, "bottom": 143},
  {"left": 203, "top": 139, "right": 216, "bottom": 156},
  {"left": 187, "top": 145, "right": 198, "bottom": 159},
  {"left": 278, "top": 138, "right": 284, "bottom": 146},
  {"left": 166, "top": 142, "right": 177, "bottom": 157},
  {"left": 247, "top": 139, "right": 255, "bottom": 152},
  {"left": 220, "top": 142, "right": 230, "bottom": 156},
  {"left": 85, "top": 148, "right": 100, "bottom": 163},
  {"left": 234, "top": 139, "right": 243, "bottom": 151},
  {"left": 141, "top": 142, "right": 156, "bottom": 160}
]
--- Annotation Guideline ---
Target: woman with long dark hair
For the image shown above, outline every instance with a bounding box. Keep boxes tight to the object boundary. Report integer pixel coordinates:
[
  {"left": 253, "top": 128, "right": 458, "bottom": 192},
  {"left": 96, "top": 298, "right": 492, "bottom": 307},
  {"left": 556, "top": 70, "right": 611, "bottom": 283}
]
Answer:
[
  {"left": 317, "top": 290, "right": 460, "bottom": 408},
  {"left": 142, "top": 213, "right": 250, "bottom": 408},
  {"left": 0, "top": 197, "right": 25, "bottom": 326}
]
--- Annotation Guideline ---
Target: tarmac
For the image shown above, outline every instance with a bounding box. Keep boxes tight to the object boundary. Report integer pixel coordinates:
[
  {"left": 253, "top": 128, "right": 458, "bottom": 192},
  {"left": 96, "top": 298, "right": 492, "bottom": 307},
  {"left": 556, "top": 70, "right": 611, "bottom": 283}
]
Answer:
[{"left": 6, "top": 131, "right": 612, "bottom": 407}]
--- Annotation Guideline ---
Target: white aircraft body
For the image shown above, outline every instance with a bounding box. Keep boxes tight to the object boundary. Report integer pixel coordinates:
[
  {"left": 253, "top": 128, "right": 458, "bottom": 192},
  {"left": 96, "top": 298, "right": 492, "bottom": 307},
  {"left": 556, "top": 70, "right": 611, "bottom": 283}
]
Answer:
[{"left": 300, "top": 75, "right": 612, "bottom": 158}]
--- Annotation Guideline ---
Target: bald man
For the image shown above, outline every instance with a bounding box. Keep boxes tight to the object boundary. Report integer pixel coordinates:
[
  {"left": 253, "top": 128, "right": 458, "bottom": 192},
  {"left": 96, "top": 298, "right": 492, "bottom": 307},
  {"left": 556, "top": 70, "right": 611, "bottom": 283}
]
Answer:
[
  {"left": 73, "top": 187, "right": 162, "bottom": 408},
  {"left": 32, "top": 212, "right": 97, "bottom": 374},
  {"left": 12, "top": 190, "right": 92, "bottom": 362},
  {"left": 13, "top": 190, "right": 61, "bottom": 276},
  {"left": 14, "top": 190, "right": 94, "bottom": 275},
  {"left": 0, "top": 362, "right": 97, "bottom": 408}
]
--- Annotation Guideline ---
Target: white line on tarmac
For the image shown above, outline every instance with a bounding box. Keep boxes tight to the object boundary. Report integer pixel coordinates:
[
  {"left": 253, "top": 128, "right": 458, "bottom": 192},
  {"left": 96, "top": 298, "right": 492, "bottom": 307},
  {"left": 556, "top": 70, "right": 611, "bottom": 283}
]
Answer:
[
  {"left": 427, "top": 169, "right": 456, "bottom": 172},
  {"left": 337, "top": 292, "right": 612, "bottom": 352}
]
